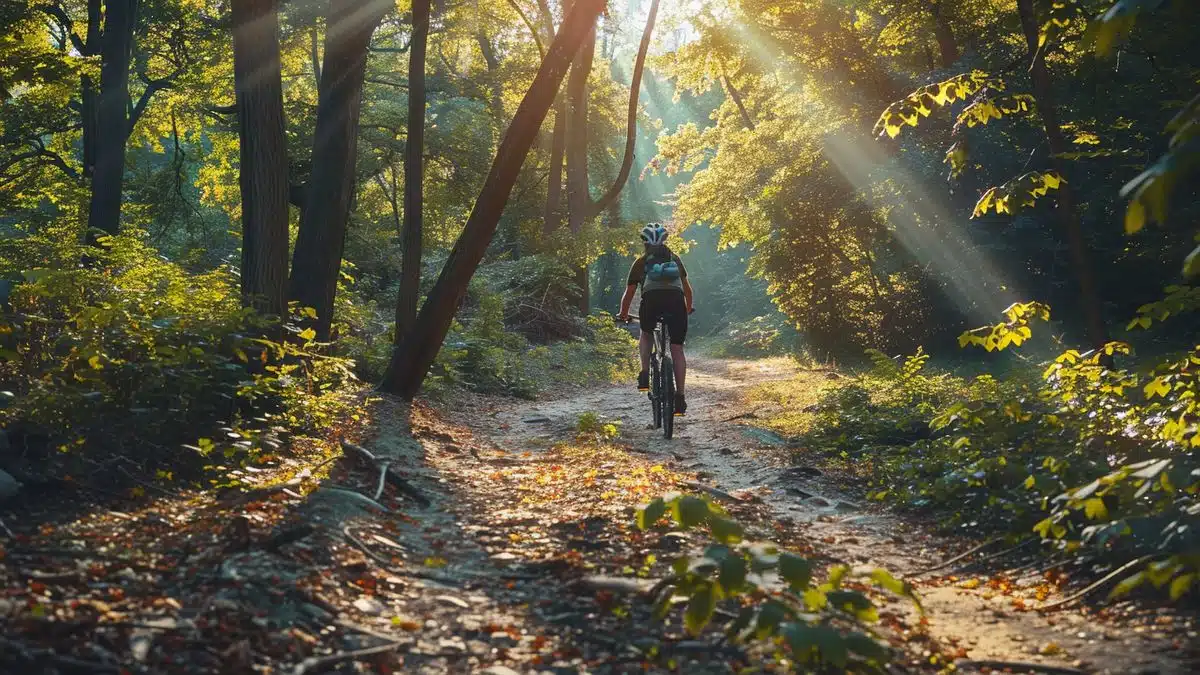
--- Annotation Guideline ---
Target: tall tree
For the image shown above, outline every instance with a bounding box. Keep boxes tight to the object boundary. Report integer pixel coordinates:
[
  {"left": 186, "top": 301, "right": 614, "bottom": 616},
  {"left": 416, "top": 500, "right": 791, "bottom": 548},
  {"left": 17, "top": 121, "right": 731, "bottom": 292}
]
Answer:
[
  {"left": 394, "top": 0, "right": 431, "bottom": 339},
  {"left": 288, "top": 0, "right": 391, "bottom": 341},
  {"left": 86, "top": 0, "right": 138, "bottom": 240},
  {"left": 563, "top": 0, "right": 660, "bottom": 312},
  {"left": 232, "top": 0, "right": 290, "bottom": 319},
  {"left": 379, "top": 0, "right": 607, "bottom": 398},
  {"left": 1016, "top": 0, "right": 1107, "bottom": 350}
]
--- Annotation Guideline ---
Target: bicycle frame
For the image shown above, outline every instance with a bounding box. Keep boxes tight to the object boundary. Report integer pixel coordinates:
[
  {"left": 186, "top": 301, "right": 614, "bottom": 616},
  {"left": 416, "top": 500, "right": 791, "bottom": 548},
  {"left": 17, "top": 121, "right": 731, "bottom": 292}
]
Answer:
[{"left": 626, "top": 314, "right": 675, "bottom": 439}]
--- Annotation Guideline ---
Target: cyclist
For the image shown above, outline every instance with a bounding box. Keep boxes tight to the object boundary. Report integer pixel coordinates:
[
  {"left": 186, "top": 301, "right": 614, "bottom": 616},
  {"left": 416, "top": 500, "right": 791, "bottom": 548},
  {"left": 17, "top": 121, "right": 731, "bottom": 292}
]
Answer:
[{"left": 617, "top": 223, "right": 693, "bottom": 416}]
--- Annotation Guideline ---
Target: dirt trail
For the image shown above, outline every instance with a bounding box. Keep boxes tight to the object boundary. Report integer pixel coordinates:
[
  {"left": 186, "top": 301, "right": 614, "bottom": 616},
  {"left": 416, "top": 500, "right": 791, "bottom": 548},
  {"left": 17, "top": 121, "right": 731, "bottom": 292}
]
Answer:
[{"left": 484, "top": 357, "right": 1196, "bottom": 675}]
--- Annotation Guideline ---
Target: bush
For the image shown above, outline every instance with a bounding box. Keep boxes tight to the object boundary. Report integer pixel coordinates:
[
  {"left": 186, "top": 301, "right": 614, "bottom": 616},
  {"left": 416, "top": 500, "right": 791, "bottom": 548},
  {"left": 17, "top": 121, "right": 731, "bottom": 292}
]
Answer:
[
  {"left": 635, "top": 494, "right": 920, "bottom": 672},
  {"left": 795, "top": 299, "right": 1200, "bottom": 602},
  {"left": 0, "top": 227, "right": 358, "bottom": 483},
  {"left": 707, "top": 315, "right": 798, "bottom": 358}
]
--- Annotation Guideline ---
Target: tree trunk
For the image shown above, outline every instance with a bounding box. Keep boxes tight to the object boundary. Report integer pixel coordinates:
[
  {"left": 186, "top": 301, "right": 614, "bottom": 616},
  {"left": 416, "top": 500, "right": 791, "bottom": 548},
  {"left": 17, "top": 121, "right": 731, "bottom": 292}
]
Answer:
[
  {"left": 543, "top": 100, "right": 566, "bottom": 236},
  {"left": 86, "top": 0, "right": 137, "bottom": 241},
  {"left": 288, "top": 0, "right": 388, "bottom": 341},
  {"left": 394, "top": 0, "right": 430, "bottom": 341},
  {"left": 233, "top": 0, "right": 290, "bottom": 320},
  {"left": 929, "top": 1, "right": 958, "bottom": 67},
  {"left": 378, "top": 0, "right": 606, "bottom": 398},
  {"left": 1017, "top": 0, "right": 1108, "bottom": 349},
  {"left": 80, "top": 0, "right": 101, "bottom": 178},
  {"left": 564, "top": 20, "right": 595, "bottom": 313}
]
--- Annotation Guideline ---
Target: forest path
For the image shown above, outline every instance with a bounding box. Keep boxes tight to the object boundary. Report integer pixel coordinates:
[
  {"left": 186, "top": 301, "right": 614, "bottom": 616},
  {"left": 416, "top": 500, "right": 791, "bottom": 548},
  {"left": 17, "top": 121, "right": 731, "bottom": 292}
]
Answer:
[
  {"left": 475, "top": 356, "right": 1194, "bottom": 675},
  {"left": 3, "top": 359, "right": 1194, "bottom": 674}
]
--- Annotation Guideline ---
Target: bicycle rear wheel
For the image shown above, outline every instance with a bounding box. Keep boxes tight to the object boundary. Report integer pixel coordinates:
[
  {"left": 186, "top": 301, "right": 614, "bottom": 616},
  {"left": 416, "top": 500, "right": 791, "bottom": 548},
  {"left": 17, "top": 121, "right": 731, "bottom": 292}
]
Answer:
[{"left": 662, "top": 355, "right": 674, "bottom": 439}]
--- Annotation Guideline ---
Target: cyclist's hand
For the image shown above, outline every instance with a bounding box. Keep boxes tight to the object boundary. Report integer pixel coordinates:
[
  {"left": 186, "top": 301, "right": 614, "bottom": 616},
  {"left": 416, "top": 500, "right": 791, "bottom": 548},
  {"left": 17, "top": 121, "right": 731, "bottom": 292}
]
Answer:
[{"left": 616, "top": 314, "right": 629, "bottom": 323}]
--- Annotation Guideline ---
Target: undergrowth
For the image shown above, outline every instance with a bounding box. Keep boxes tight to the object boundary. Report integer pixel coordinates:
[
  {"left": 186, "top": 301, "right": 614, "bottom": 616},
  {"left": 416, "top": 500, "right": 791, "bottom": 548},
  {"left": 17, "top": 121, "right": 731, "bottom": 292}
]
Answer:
[
  {"left": 0, "top": 228, "right": 362, "bottom": 491},
  {"left": 758, "top": 298, "right": 1200, "bottom": 603}
]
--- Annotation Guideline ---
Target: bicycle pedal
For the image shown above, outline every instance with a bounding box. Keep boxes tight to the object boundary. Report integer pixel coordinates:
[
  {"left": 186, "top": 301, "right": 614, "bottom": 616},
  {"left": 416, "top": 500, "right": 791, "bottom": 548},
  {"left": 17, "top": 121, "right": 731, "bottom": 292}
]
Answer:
[
  {"left": 638, "top": 386, "right": 649, "bottom": 392},
  {"left": 673, "top": 411, "right": 686, "bottom": 417}
]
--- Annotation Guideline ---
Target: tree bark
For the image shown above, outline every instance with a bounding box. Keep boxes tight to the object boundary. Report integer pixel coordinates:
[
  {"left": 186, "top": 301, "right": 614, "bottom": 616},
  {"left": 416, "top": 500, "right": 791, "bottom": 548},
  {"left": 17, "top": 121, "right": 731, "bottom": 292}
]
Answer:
[
  {"left": 563, "top": 0, "right": 660, "bottom": 313},
  {"left": 288, "top": 0, "right": 389, "bottom": 341},
  {"left": 233, "top": 0, "right": 290, "bottom": 320},
  {"left": 378, "top": 0, "right": 606, "bottom": 398},
  {"left": 81, "top": 0, "right": 101, "bottom": 178},
  {"left": 86, "top": 0, "right": 137, "bottom": 241},
  {"left": 1016, "top": 0, "right": 1107, "bottom": 350},
  {"left": 929, "top": 1, "right": 958, "bottom": 67},
  {"left": 543, "top": 101, "right": 566, "bottom": 236},
  {"left": 394, "top": 0, "right": 430, "bottom": 341}
]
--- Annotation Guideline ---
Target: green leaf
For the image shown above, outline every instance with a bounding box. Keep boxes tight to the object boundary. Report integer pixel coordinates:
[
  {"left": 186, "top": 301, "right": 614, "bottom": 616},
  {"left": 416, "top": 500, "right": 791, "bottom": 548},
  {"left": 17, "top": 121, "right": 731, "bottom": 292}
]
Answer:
[
  {"left": 637, "top": 498, "right": 666, "bottom": 530},
  {"left": 783, "top": 623, "right": 849, "bottom": 668},
  {"left": 684, "top": 581, "right": 719, "bottom": 635},
  {"left": 778, "top": 553, "right": 813, "bottom": 590},
  {"left": 673, "top": 495, "right": 711, "bottom": 529},
  {"left": 844, "top": 631, "right": 889, "bottom": 662},
  {"left": 1169, "top": 573, "right": 1194, "bottom": 601},
  {"left": 828, "top": 590, "right": 878, "bottom": 622},
  {"left": 1109, "top": 571, "right": 1146, "bottom": 599},
  {"left": 709, "top": 517, "right": 745, "bottom": 544},
  {"left": 718, "top": 553, "right": 747, "bottom": 593},
  {"left": 753, "top": 599, "right": 789, "bottom": 639}
]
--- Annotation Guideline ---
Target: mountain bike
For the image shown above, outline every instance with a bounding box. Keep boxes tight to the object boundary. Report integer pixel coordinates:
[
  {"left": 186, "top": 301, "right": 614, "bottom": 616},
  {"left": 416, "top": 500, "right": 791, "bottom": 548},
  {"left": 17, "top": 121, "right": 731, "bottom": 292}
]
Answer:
[{"left": 623, "top": 314, "right": 676, "bottom": 440}]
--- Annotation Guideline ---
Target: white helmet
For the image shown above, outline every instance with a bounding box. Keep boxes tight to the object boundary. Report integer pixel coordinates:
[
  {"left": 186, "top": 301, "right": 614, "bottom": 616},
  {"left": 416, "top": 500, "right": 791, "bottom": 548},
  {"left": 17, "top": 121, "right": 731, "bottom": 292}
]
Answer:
[{"left": 640, "top": 222, "right": 668, "bottom": 245}]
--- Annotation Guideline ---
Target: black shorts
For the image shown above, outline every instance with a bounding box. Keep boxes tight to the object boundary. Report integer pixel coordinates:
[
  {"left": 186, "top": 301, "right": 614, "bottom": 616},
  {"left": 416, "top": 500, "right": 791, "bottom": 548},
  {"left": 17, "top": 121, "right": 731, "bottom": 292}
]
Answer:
[{"left": 639, "top": 290, "right": 688, "bottom": 345}]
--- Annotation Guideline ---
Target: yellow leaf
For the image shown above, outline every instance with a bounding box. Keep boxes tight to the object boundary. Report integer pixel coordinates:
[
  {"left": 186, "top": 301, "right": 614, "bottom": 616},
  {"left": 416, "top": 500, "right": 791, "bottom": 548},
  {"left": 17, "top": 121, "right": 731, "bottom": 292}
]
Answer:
[
  {"left": 298, "top": 327, "right": 317, "bottom": 342},
  {"left": 1125, "top": 198, "right": 1146, "bottom": 234},
  {"left": 1184, "top": 244, "right": 1200, "bottom": 279},
  {"left": 88, "top": 355, "right": 102, "bottom": 369},
  {"left": 1144, "top": 377, "right": 1171, "bottom": 399},
  {"left": 1083, "top": 497, "right": 1108, "bottom": 520}
]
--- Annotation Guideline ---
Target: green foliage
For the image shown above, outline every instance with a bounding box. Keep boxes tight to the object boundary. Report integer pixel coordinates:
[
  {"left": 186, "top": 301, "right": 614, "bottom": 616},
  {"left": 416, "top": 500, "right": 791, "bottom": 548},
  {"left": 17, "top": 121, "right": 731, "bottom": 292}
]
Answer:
[
  {"left": 706, "top": 315, "right": 796, "bottom": 358},
  {"left": 0, "top": 228, "right": 357, "bottom": 477},
  {"left": 972, "top": 172, "right": 1065, "bottom": 218},
  {"left": 793, "top": 296, "right": 1200, "bottom": 602},
  {"left": 576, "top": 410, "right": 621, "bottom": 441},
  {"left": 634, "top": 493, "right": 920, "bottom": 671},
  {"left": 958, "top": 301, "right": 1050, "bottom": 351},
  {"left": 874, "top": 71, "right": 997, "bottom": 140}
]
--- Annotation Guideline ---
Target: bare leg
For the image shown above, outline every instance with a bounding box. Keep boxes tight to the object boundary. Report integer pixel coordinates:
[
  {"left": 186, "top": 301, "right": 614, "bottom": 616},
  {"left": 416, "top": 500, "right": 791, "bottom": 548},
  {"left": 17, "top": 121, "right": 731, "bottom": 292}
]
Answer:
[
  {"left": 639, "top": 331, "right": 652, "bottom": 374},
  {"left": 670, "top": 344, "right": 686, "bottom": 396}
]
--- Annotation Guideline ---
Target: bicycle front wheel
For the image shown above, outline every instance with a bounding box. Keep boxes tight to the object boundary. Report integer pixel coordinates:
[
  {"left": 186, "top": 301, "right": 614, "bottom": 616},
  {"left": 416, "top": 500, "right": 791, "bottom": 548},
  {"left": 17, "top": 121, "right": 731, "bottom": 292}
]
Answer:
[{"left": 650, "top": 354, "right": 662, "bottom": 429}]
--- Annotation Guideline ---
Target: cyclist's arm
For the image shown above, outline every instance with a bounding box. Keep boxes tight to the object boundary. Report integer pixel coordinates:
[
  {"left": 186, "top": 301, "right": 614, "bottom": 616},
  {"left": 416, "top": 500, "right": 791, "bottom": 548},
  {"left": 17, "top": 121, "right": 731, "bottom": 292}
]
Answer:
[
  {"left": 619, "top": 283, "right": 637, "bottom": 319},
  {"left": 682, "top": 277, "right": 694, "bottom": 314}
]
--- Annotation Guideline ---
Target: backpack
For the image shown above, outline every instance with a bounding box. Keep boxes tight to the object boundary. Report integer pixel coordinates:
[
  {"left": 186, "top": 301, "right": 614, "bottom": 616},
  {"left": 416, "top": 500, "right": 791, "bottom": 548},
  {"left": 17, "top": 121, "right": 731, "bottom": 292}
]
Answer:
[{"left": 645, "top": 244, "right": 680, "bottom": 283}]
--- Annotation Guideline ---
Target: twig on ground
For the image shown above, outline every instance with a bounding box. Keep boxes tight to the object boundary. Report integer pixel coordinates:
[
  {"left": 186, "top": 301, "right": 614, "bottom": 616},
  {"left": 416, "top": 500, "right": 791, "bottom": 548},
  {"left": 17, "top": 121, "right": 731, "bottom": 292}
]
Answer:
[
  {"left": 292, "top": 640, "right": 410, "bottom": 675},
  {"left": 341, "top": 441, "right": 431, "bottom": 507},
  {"left": 118, "top": 466, "right": 184, "bottom": 498},
  {"left": 220, "top": 478, "right": 305, "bottom": 506},
  {"left": 373, "top": 461, "right": 391, "bottom": 501},
  {"left": 720, "top": 410, "right": 759, "bottom": 423},
  {"left": 954, "top": 659, "right": 1087, "bottom": 675},
  {"left": 918, "top": 537, "right": 1001, "bottom": 574},
  {"left": 1036, "top": 554, "right": 1155, "bottom": 612},
  {"left": 323, "top": 487, "right": 391, "bottom": 513},
  {"left": 0, "top": 636, "right": 122, "bottom": 673},
  {"left": 341, "top": 526, "right": 463, "bottom": 585},
  {"left": 680, "top": 480, "right": 741, "bottom": 503},
  {"left": 947, "top": 538, "right": 1038, "bottom": 574}
]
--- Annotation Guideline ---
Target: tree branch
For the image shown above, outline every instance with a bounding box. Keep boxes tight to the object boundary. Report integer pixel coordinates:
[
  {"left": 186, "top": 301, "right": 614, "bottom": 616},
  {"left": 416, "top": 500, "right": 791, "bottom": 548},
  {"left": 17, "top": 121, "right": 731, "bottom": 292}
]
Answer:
[
  {"left": 506, "top": 0, "right": 546, "bottom": 57},
  {"left": 129, "top": 68, "right": 184, "bottom": 133},
  {"left": 587, "top": 0, "right": 660, "bottom": 218},
  {"left": 36, "top": 3, "right": 87, "bottom": 54}
]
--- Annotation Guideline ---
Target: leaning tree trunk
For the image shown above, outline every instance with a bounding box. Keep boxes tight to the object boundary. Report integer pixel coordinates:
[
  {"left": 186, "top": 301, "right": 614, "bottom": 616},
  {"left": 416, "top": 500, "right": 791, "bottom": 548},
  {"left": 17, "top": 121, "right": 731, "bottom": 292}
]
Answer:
[
  {"left": 379, "top": 0, "right": 607, "bottom": 398},
  {"left": 288, "top": 0, "right": 389, "bottom": 341},
  {"left": 86, "top": 0, "right": 136, "bottom": 241},
  {"left": 233, "top": 0, "right": 290, "bottom": 320},
  {"left": 1017, "top": 0, "right": 1108, "bottom": 349},
  {"left": 393, "top": 0, "right": 430, "bottom": 341}
]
